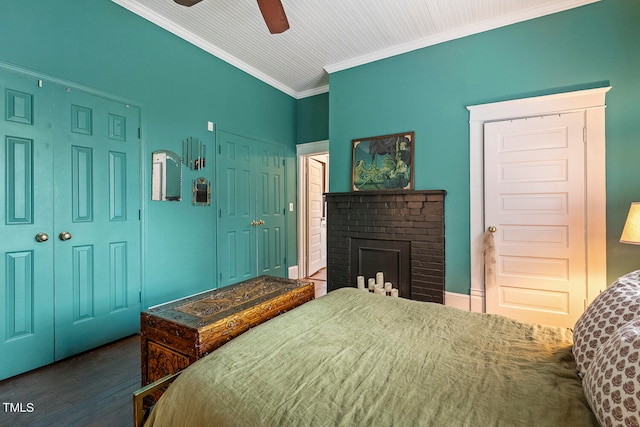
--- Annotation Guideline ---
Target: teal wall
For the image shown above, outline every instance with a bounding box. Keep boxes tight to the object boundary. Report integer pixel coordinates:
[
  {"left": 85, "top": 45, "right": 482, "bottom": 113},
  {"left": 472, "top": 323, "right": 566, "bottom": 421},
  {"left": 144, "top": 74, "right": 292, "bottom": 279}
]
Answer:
[
  {"left": 297, "top": 92, "right": 329, "bottom": 143},
  {"left": 329, "top": 0, "right": 640, "bottom": 295},
  {"left": 0, "top": 0, "right": 297, "bottom": 307}
]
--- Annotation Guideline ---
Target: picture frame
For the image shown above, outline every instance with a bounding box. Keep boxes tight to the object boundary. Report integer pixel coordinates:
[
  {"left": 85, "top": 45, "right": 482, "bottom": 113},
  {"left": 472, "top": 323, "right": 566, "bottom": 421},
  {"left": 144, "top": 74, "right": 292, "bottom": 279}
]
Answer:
[{"left": 351, "top": 131, "right": 414, "bottom": 191}]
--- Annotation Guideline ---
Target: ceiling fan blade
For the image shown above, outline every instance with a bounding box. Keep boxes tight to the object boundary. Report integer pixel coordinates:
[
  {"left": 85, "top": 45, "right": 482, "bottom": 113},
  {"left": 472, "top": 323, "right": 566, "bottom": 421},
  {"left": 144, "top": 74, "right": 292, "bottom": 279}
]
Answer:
[
  {"left": 256, "top": 0, "right": 289, "bottom": 34},
  {"left": 174, "top": 0, "right": 203, "bottom": 6}
]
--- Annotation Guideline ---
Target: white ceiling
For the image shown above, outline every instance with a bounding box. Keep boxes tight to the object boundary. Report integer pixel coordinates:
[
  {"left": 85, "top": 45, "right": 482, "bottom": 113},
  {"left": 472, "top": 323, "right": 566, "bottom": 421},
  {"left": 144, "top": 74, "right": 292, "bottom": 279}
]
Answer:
[{"left": 112, "top": 0, "right": 599, "bottom": 99}]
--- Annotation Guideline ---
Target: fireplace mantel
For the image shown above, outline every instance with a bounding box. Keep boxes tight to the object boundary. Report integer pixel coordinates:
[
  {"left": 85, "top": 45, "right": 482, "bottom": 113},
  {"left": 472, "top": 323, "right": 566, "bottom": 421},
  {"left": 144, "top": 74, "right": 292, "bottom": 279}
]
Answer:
[
  {"left": 325, "top": 190, "right": 445, "bottom": 197},
  {"left": 325, "top": 190, "right": 446, "bottom": 303}
]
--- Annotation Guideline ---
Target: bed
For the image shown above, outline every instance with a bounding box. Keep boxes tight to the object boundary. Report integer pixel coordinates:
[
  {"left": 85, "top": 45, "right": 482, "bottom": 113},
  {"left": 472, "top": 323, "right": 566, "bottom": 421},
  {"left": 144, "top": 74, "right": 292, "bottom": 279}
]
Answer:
[{"left": 141, "top": 286, "right": 606, "bottom": 426}]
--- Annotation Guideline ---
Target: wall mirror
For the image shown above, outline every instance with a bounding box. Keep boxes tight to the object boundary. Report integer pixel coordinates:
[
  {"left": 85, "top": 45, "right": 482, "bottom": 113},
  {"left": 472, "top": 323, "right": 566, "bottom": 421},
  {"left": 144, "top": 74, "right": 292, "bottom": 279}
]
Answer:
[
  {"left": 193, "top": 177, "right": 211, "bottom": 206},
  {"left": 183, "top": 136, "right": 206, "bottom": 171},
  {"left": 152, "top": 150, "right": 182, "bottom": 201}
]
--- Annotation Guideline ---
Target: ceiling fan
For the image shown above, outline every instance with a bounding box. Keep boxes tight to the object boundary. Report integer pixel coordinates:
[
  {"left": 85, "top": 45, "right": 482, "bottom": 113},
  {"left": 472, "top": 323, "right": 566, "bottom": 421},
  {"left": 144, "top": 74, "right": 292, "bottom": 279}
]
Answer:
[{"left": 173, "top": 0, "right": 290, "bottom": 34}]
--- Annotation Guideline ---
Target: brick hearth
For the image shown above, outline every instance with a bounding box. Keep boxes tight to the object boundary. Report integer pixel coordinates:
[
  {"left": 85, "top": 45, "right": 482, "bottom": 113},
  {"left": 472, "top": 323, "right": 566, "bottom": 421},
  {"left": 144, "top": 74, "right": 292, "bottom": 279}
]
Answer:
[{"left": 326, "top": 190, "right": 446, "bottom": 303}]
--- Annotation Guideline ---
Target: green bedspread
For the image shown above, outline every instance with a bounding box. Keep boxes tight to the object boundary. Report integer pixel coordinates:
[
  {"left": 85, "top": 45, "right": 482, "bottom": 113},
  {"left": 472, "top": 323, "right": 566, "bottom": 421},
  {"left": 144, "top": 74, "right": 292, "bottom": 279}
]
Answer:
[{"left": 145, "top": 288, "right": 597, "bottom": 426}]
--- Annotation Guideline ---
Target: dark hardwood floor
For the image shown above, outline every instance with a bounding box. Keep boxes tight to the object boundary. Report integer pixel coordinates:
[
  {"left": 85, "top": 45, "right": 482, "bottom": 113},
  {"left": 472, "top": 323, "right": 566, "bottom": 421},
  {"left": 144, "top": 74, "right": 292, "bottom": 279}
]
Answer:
[
  {"left": 0, "top": 273, "right": 326, "bottom": 427},
  {"left": 0, "top": 334, "right": 140, "bottom": 427}
]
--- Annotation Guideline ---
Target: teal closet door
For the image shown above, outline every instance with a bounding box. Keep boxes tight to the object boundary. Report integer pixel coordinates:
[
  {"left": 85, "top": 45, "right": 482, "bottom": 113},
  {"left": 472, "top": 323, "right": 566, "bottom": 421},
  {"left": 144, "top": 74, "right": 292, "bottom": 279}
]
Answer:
[
  {"left": 0, "top": 71, "right": 56, "bottom": 380},
  {"left": 51, "top": 86, "right": 141, "bottom": 360},
  {"left": 0, "top": 69, "right": 142, "bottom": 380},
  {"left": 217, "top": 130, "right": 257, "bottom": 287},
  {"left": 255, "top": 144, "right": 286, "bottom": 277},
  {"left": 217, "top": 131, "right": 286, "bottom": 287}
]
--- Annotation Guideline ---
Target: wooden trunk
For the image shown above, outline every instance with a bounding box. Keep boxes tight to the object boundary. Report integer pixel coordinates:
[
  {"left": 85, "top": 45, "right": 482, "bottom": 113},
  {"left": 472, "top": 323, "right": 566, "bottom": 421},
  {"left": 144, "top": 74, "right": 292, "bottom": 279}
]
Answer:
[{"left": 140, "top": 276, "right": 315, "bottom": 389}]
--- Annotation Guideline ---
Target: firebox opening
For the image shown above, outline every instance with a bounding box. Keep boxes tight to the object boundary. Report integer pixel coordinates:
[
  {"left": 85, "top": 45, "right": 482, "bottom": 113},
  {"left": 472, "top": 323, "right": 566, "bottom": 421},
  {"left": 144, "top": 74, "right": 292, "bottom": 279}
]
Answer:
[{"left": 351, "top": 238, "right": 411, "bottom": 298}]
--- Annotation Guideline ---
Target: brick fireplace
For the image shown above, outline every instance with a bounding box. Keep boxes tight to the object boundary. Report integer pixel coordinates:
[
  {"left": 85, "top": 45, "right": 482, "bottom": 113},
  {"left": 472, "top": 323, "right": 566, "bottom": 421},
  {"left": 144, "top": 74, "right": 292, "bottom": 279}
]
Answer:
[{"left": 326, "top": 190, "right": 446, "bottom": 303}]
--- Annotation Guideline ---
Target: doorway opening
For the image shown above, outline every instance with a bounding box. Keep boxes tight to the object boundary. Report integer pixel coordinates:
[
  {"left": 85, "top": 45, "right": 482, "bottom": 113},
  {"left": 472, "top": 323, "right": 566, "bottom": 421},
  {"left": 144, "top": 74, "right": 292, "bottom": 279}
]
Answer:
[{"left": 296, "top": 141, "right": 329, "bottom": 295}]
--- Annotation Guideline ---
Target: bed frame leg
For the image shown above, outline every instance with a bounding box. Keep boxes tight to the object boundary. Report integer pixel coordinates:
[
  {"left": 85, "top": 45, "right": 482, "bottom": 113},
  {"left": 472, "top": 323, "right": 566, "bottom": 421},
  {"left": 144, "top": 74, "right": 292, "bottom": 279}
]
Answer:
[{"left": 132, "top": 372, "right": 182, "bottom": 427}]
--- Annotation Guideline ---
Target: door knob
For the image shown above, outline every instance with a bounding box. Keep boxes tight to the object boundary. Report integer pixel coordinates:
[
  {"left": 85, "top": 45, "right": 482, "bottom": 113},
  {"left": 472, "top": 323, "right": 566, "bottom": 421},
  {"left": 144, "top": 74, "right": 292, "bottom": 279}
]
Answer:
[
  {"left": 487, "top": 226, "right": 497, "bottom": 233},
  {"left": 59, "top": 231, "right": 72, "bottom": 241},
  {"left": 258, "top": 220, "right": 265, "bottom": 226},
  {"left": 251, "top": 220, "right": 257, "bottom": 227},
  {"left": 35, "top": 232, "right": 49, "bottom": 242}
]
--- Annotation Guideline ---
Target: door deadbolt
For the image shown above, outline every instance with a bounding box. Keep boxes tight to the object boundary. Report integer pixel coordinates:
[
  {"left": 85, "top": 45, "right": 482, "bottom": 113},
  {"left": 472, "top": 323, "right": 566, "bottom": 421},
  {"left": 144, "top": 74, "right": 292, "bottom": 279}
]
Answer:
[
  {"left": 59, "top": 231, "right": 72, "bottom": 241},
  {"left": 35, "top": 232, "right": 49, "bottom": 242}
]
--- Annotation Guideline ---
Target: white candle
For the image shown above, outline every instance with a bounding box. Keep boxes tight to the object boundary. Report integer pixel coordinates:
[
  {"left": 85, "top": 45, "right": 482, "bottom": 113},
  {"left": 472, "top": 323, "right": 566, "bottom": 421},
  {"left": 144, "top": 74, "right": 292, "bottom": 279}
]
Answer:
[
  {"left": 357, "top": 276, "right": 365, "bottom": 289},
  {"left": 391, "top": 289, "right": 399, "bottom": 298},
  {"left": 368, "top": 278, "right": 375, "bottom": 290},
  {"left": 376, "top": 272, "right": 384, "bottom": 285},
  {"left": 384, "top": 282, "right": 392, "bottom": 292}
]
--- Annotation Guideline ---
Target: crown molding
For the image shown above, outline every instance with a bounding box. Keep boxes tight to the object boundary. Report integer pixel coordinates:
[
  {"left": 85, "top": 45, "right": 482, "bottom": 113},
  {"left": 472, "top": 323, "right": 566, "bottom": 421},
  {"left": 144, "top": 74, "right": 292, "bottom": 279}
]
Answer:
[
  {"left": 324, "top": 0, "right": 600, "bottom": 74},
  {"left": 296, "top": 84, "right": 329, "bottom": 99}
]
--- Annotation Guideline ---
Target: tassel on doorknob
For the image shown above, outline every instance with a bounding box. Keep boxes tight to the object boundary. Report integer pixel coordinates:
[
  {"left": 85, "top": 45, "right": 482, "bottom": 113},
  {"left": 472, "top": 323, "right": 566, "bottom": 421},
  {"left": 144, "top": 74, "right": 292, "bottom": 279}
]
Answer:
[{"left": 484, "top": 228, "right": 496, "bottom": 287}]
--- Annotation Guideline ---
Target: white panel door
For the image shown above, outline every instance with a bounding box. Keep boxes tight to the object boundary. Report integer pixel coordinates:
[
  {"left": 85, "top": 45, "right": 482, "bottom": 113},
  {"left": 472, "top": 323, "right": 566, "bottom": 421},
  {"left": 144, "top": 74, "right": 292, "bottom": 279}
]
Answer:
[
  {"left": 307, "top": 158, "right": 326, "bottom": 275},
  {"left": 484, "top": 112, "right": 586, "bottom": 327}
]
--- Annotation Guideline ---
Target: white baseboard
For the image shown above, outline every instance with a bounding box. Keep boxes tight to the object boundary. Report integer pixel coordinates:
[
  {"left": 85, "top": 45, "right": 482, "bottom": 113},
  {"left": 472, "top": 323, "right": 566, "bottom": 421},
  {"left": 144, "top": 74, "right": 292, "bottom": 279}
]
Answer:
[
  {"left": 445, "top": 291, "right": 471, "bottom": 311},
  {"left": 470, "top": 288, "right": 485, "bottom": 313},
  {"left": 288, "top": 265, "right": 299, "bottom": 280}
]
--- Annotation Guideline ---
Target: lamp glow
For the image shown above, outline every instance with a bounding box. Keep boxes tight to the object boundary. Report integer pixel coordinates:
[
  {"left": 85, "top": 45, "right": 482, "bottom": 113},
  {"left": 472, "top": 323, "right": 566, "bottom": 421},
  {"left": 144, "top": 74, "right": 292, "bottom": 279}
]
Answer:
[{"left": 620, "top": 202, "right": 640, "bottom": 244}]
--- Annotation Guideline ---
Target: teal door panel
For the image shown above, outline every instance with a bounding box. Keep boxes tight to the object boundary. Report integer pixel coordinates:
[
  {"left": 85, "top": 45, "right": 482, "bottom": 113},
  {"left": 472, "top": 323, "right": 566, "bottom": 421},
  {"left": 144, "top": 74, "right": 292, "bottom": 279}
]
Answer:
[
  {"left": 256, "top": 145, "right": 286, "bottom": 277},
  {"left": 0, "top": 71, "right": 56, "bottom": 379},
  {"left": 217, "top": 130, "right": 286, "bottom": 287},
  {"left": 217, "top": 130, "right": 256, "bottom": 287},
  {"left": 52, "top": 87, "right": 141, "bottom": 360}
]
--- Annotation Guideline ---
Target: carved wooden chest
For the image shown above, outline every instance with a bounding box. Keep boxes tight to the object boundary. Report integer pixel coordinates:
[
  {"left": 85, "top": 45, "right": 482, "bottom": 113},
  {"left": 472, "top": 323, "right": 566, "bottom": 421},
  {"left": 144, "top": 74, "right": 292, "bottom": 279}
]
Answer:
[{"left": 140, "top": 275, "right": 315, "bottom": 388}]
